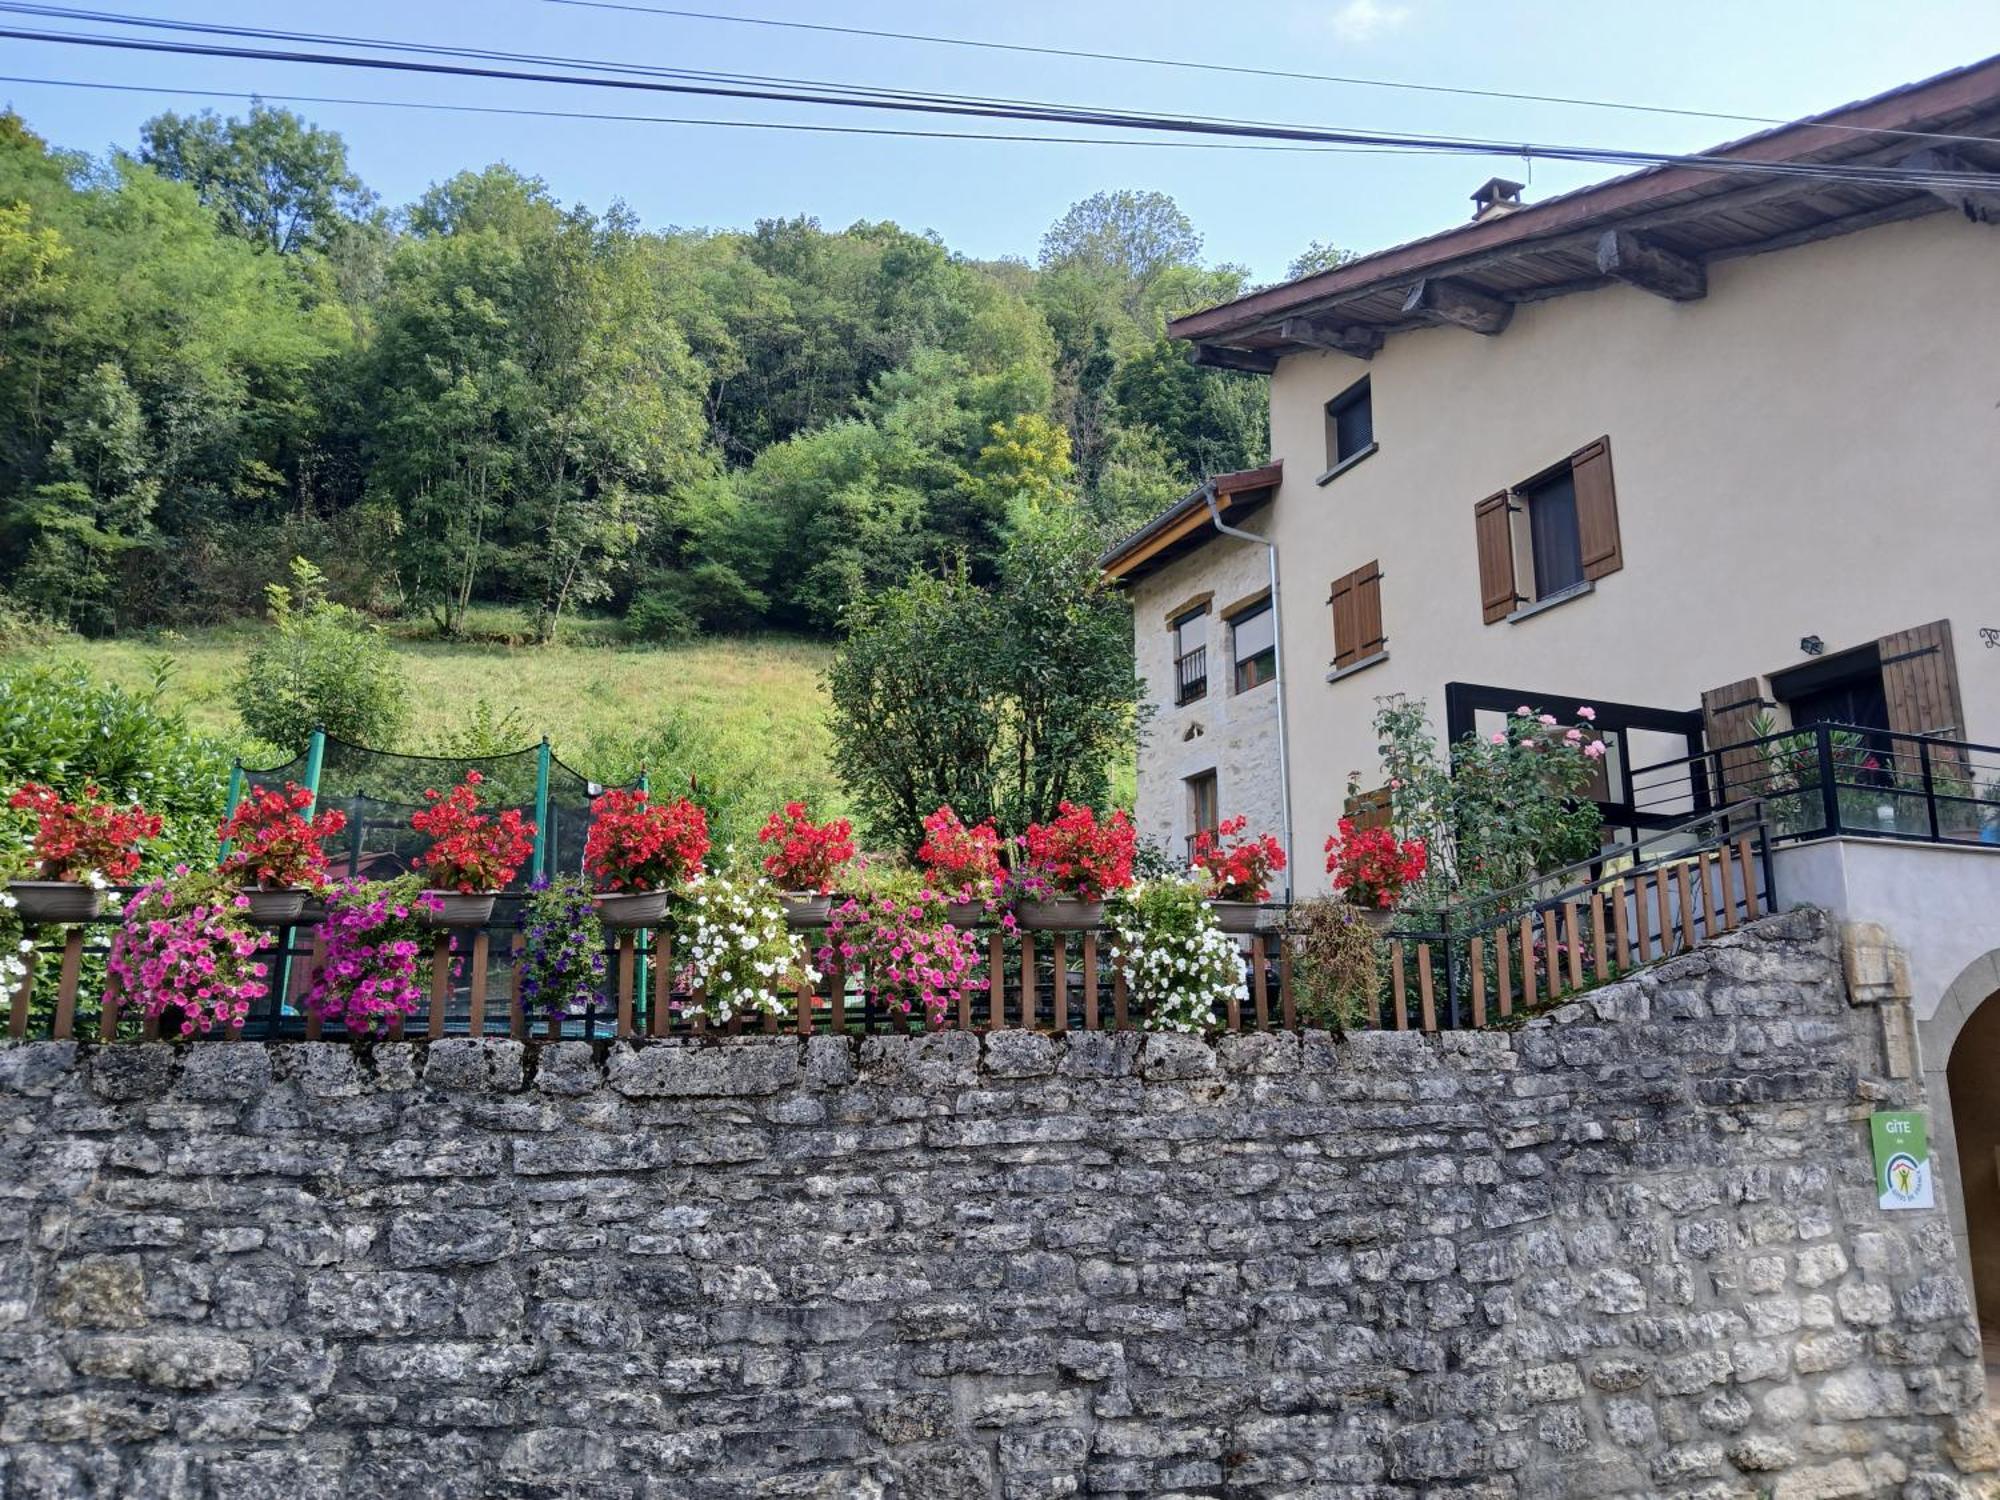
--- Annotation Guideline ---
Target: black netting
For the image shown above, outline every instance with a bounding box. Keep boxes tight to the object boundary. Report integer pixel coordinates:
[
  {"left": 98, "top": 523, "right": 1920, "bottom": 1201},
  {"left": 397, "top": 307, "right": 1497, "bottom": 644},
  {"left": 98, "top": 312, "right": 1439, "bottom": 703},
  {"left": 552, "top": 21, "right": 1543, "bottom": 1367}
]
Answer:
[{"left": 240, "top": 736, "right": 637, "bottom": 890}]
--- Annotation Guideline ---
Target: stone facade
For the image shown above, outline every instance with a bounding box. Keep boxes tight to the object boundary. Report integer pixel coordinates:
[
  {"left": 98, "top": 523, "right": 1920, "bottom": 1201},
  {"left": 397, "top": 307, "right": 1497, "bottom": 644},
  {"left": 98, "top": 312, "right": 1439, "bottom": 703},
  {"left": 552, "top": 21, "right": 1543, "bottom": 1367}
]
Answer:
[
  {"left": 1129, "top": 505, "right": 1285, "bottom": 878},
  {"left": 0, "top": 911, "right": 1994, "bottom": 1498}
]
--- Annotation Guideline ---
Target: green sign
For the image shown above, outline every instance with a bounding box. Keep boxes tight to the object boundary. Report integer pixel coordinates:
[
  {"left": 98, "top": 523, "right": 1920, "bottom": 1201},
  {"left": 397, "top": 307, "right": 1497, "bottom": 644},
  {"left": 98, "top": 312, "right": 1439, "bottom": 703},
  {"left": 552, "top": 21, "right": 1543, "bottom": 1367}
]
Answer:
[{"left": 1870, "top": 1111, "right": 1933, "bottom": 1211}]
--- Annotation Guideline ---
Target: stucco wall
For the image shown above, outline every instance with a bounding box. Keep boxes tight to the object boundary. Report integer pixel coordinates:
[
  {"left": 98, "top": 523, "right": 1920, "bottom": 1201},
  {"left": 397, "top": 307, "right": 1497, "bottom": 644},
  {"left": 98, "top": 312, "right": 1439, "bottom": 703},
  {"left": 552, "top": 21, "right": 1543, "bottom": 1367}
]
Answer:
[
  {"left": 1138, "top": 212, "right": 2000, "bottom": 896},
  {"left": 1129, "top": 507, "right": 1284, "bottom": 879},
  {"left": 1, "top": 912, "right": 1996, "bottom": 1498}
]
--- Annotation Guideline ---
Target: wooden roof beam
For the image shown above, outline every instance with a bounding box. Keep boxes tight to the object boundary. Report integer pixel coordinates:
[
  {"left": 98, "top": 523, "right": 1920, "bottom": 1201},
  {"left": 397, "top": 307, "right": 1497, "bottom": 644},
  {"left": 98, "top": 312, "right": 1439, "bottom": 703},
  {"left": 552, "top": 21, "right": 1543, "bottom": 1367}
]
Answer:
[
  {"left": 1901, "top": 146, "right": 2000, "bottom": 224},
  {"left": 1595, "top": 229, "right": 1708, "bottom": 300},
  {"left": 1276, "top": 316, "right": 1385, "bottom": 360},
  {"left": 1192, "top": 343, "right": 1279, "bottom": 374},
  {"left": 1400, "top": 277, "right": 1514, "bottom": 335}
]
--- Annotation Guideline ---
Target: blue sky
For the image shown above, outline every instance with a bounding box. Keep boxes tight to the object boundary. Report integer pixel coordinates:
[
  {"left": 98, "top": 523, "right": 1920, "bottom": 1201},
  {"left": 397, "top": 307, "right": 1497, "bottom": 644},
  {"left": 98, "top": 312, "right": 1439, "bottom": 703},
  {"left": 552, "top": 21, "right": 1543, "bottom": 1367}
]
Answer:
[{"left": 6, "top": 0, "right": 1999, "bottom": 281}]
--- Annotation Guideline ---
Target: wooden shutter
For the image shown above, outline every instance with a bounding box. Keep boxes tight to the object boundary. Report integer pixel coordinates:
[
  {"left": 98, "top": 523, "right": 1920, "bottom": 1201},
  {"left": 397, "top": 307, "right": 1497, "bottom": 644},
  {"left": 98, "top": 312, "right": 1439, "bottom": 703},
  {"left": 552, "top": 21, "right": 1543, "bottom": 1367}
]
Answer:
[
  {"left": 1572, "top": 435, "right": 1623, "bottom": 581},
  {"left": 1702, "top": 677, "right": 1768, "bottom": 803},
  {"left": 1344, "top": 785, "right": 1393, "bottom": 831},
  {"left": 1328, "top": 561, "right": 1384, "bottom": 669},
  {"left": 1475, "top": 491, "right": 1517, "bottom": 624},
  {"left": 1879, "top": 620, "right": 1964, "bottom": 740}
]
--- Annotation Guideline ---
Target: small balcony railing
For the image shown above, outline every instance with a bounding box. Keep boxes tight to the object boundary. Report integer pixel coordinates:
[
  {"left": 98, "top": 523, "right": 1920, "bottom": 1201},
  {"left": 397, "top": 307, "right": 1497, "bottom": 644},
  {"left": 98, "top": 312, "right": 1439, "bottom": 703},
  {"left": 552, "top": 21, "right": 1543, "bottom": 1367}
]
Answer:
[
  {"left": 1174, "top": 646, "right": 1207, "bottom": 705},
  {"left": 1629, "top": 721, "right": 2000, "bottom": 847}
]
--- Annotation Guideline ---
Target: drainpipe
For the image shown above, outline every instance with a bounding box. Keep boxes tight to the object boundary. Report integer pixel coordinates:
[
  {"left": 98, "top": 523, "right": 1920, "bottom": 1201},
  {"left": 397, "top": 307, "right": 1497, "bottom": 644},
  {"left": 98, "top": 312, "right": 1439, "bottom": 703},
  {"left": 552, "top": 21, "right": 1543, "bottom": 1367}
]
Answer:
[{"left": 1202, "top": 483, "right": 1295, "bottom": 901}]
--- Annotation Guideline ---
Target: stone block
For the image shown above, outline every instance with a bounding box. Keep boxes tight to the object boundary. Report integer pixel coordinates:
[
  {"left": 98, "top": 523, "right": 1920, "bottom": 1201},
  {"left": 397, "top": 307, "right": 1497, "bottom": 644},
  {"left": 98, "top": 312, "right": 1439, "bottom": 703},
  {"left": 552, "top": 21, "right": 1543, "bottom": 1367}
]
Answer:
[{"left": 425, "top": 1038, "right": 524, "bottom": 1092}]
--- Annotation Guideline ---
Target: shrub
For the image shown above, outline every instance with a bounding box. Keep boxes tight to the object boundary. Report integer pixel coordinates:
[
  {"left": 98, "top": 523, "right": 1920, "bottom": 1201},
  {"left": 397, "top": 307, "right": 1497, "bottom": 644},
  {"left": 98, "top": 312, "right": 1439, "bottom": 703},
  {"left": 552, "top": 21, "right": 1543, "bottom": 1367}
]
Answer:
[
  {"left": 234, "top": 556, "right": 409, "bottom": 753},
  {"left": 218, "top": 782, "right": 346, "bottom": 889},
  {"left": 756, "top": 802, "right": 854, "bottom": 893},
  {"left": 1286, "top": 897, "right": 1381, "bottom": 1031},
  {"left": 410, "top": 771, "right": 535, "bottom": 892},
  {"left": 1105, "top": 877, "right": 1246, "bottom": 1033},
  {"left": 0, "top": 659, "right": 232, "bottom": 871},
  {"left": 7, "top": 782, "right": 162, "bottom": 882},
  {"left": 583, "top": 789, "right": 709, "bottom": 892}
]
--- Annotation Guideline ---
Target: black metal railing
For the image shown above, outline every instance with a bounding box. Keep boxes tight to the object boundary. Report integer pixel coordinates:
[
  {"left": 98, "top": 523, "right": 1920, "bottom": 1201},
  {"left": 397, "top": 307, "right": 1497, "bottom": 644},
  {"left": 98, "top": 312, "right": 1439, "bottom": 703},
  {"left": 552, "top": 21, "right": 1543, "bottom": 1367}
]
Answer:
[
  {"left": 1629, "top": 722, "right": 2000, "bottom": 848},
  {"left": 1174, "top": 647, "right": 1207, "bottom": 705}
]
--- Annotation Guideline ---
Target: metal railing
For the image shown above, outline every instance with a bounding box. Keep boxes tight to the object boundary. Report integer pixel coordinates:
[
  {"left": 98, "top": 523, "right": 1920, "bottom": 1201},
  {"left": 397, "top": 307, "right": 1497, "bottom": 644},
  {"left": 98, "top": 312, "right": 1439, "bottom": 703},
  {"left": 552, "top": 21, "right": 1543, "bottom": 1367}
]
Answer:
[
  {"left": 1629, "top": 722, "right": 2000, "bottom": 848},
  {"left": 1173, "top": 646, "right": 1207, "bottom": 705}
]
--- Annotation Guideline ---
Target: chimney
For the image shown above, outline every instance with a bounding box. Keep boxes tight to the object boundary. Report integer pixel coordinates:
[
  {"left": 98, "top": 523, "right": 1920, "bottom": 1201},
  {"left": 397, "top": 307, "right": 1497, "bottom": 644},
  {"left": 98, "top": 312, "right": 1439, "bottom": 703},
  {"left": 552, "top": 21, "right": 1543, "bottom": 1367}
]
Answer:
[{"left": 1470, "top": 177, "right": 1525, "bottom": 223}]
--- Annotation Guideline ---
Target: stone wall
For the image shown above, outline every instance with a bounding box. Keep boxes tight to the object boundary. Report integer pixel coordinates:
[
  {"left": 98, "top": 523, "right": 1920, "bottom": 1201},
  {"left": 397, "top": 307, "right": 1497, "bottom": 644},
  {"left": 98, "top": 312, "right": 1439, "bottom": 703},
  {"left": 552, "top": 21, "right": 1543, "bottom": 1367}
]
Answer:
[{"left": 0, "top": 910, "right": 1994, "bottom": 1499}]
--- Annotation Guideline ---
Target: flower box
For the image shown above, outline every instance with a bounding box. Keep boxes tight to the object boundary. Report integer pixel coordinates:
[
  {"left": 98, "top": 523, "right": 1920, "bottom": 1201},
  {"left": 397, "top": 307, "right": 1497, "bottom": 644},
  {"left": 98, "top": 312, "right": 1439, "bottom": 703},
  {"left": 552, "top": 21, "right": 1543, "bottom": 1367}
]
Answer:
[
  {"left": 8, "top": 880, "right": 104, "bottom": 925},
  {"left": 944, "top": 899, "right": 987, "bottom": 930},
  {"left": 1209, "top": 900, "right": 1283, "bottom": 935},
  {"left": 418, "top": 891, "right": 498, "bottom": 927},
  {"left": 593, "top": 889, "right": 669, "bottom": 930},
  {"left": 1012, "top": 897, "right": 1104, "bottom": 931},
  {"left": 244, "top": 886, "right": 312, "bottom": 924},
  {"left": 779, "top": 892, "right": 836, "bottom": 926}
]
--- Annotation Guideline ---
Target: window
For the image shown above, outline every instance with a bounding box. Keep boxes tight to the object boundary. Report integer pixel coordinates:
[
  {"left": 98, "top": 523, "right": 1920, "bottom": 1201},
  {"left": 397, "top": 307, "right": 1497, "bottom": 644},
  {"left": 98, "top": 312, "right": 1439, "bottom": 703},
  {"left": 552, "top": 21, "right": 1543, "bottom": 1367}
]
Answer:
[
  {"left": 1474, "top": 436, "right": 1622, "bottom": 625},
  {"left": 1186, "top": 771, "right": 1218, "bottom": 859},
  {"left": 1171, "top": 605, "right": 1208, "bottom": 706},
  {"left": 1319, "top": 377, "right": 1375, "bottom": 483},
  {"left": 1230, "top": 597, "right": 1276, "bottom": 692},
  {"left": 1327, "top": 561, "right": 1386, "bottom": 677}
]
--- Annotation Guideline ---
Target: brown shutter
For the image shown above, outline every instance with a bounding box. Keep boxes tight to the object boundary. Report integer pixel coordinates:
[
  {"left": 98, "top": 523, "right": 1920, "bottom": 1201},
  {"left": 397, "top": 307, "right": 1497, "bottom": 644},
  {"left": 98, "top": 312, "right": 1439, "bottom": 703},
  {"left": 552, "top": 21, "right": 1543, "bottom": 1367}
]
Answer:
[
  {"left": 1344, "top": 785, "right": 1393, "bottom": 831},
  {"left": 1879, "top": 620, "right": 1965, "bottom": 741},
  {"left": 1475, "top": 491, "right": 1517, "bottom": 624},
  {"left": 1328, "top": 561, "right": 1385, "bottom": 669},
  {"left": 1572, "top": 435, "right": 1623, "bottom": 581},
  {"left": 1702, "top": 677, "right": 1768, "bottom": 803}
]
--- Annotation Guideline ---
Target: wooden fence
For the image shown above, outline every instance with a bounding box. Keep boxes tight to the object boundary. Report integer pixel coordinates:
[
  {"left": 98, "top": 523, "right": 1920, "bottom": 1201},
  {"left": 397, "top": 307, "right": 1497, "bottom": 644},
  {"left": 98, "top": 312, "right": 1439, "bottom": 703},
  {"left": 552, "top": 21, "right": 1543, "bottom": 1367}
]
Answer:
[{"left": 5, "top": 806, "right": 1770, "bottom": 1044}]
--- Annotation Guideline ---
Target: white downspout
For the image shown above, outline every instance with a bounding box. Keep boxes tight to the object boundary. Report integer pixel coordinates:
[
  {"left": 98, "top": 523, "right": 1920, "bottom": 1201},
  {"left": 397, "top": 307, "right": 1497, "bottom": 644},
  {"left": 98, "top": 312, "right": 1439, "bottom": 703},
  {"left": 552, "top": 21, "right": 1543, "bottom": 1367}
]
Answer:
[{"left": 1202, "top": 482, "right": 1294, "bottom": 901}]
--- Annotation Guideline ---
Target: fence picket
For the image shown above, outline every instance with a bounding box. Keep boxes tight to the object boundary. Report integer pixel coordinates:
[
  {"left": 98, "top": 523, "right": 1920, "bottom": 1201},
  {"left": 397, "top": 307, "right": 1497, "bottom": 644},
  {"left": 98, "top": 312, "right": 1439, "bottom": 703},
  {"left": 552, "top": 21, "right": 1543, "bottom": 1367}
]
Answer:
[
  {"left": 1251, "top": 936, "right": 1269, "bottom": 1030},
  {"left": 650, "top": 934, "right": 672, "bottom": 1037},
  {"left": 615, "top": 932, "right": 636, "bottom": 1038},
  {"left": 1083, "top": 931, "right": 1099, "bottom": 1030},
  {"left": 1052, "top": 934, "right": 1068, "bottom": 1034},
  {"left": 1734, "top": 834, "right": 1760, "bottom": 919},
  {"left": 1674, "top": 863, "right": 1696, "bottom": 951},
  {"left": 1613, "top": 879, "right": 1634, "bottom": 969},
  {"left": 1416, "top": 942, "right": 1436, "bottom": 1032},
  {"left": 1390, "top": 941, "right": 1407, "bottom": 1030},
  {"left": 988, "top": 934, "right": 1005, "bottom": 1028},
  {"left": 427, "top": 933, "right": 450, "bottom": 1040},
  {"left": 1541, "top": 910, "right": 1562, "bottom": 1000},
  {"left": 1519, "top": 917, "right": 1537, "bottom": 1011},
  {"left": 52, "top": 927, "right": 83, "bottom": 1041},
  {"left": 1590, "top": 889, "right": 1609, "bottom": 980},
  {"left": 467, "top": 931, "right": 491, "bottom": 1037},
  {"left": 1653, "top": 871, "right": 1674, "bottom": 958},
  {"left": 1279, "top": 938, "right": 1295, "bottom": 1030},
  {"left": 1470, "top": 935, "right": 1487, "bottom": 1028},
  {"left": 1495, "top": 926, "right": 1513, "bottom": 1019},
  {"left": 9, "top": 943, "right": 35, "bottom": 1039}
]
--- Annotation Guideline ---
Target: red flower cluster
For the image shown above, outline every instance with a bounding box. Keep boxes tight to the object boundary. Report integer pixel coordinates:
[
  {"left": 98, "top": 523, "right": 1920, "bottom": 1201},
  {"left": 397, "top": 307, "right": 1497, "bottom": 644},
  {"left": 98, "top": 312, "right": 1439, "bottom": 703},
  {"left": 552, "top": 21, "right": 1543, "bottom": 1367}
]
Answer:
[
  {"left": 1016, "top": 803, "right": 1136, "bottom": 900},
  {"left": 8, "top": 782, "right": 162, "bottom": 882},
  {"left": 584, "top": 788, "right": 709, "bottom": 893},
  {"left": 410, "top": 772, "right": 536, "bottom": 893},
  {"left": 219, "top": 782, "right": 347, "bottom": 889},
  {"left": 1192, "top": 815, "right": 1287, "bottom": 902},
  {"left": 916, "top": 805, "right": 1003, "bottom": 893},
  {"left": 757, "top": 801, "right": 855, "bottom": 893},
  {"left": 1323, "top": 819, "right": 1428, "bottom": 910}
]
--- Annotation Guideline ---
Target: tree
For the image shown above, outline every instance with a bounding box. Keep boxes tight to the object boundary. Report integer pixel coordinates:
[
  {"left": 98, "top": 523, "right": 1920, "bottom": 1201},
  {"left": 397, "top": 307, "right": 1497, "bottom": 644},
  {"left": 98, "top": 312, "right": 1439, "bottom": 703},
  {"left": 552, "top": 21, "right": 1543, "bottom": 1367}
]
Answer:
[
  {"left": 234, "top": 556, "right": 408, "bottom": 751},
  {"left": 140, "top": 102, "right": 375, "bottom": 255},
  {"left": 826, "top": 511, "right": 1144, "bottom": 852},
  {"left": 1111, "top": 338, "right": 1268, "bottom": 480},
  {"left": 1039, "top": 190, "right": 1202, "bottom": 321},
  {"left": 1283, "top": 240, "right": 1356, "bottom": 281}
]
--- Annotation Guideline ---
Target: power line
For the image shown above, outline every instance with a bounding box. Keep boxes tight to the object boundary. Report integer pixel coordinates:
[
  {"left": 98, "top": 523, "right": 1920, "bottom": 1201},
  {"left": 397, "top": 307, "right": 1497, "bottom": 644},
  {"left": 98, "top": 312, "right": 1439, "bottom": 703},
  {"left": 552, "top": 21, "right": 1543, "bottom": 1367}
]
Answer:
[
  {"left": 4, "top": 22, "right": 1996, "bottom": 193},
  {"left": 536, "top": 0, "right": 2000, "bottom": 149},
  {"left": 0, "top": 72, "right": 1459, "bottom": 156}
]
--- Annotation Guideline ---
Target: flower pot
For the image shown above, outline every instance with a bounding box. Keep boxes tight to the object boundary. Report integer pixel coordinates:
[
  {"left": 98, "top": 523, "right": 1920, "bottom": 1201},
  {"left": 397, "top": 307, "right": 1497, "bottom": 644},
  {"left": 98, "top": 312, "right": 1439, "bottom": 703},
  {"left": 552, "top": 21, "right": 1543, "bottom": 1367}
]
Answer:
[
  {"left": 244, "top": 886, "right": 310, "bottom": 924},
  {"left": 1210, "top": 900, "right": 1283, "bottom": 935},
  {"left": 945, "top": 899, "right": 987, "bottom": 930},
  {"left": 1354, "top": 906, "right": 1395, "bottom": 935},
  {"left": 8, "top": 880, "right": 103, "bottom": 925},
  {"left": 593, "top": 889, "right": 669, "bottom": 930},
  {"left": 419, "top": 891, "right": 498, "bottom": 927},
  {"left": 1012, "top": 897, "right": 1104, "bottom": 931},
  {"left": 780, "top": 892, "right": 835, "bottom": 926}
]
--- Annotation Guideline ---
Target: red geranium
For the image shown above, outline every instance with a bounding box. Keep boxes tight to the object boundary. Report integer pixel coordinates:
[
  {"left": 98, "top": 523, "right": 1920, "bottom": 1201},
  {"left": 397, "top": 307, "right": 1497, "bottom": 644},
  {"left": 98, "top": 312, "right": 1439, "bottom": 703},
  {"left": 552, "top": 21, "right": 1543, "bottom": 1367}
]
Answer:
[
  {"left": 410, "top": 771, "right": 536, "bottom": 893},
  {"left": 917, "top": 805, "right": 1003, "bottom": 894},
  {"left": 1323, "top": 819, "right": 1428, "bottom": 910},
  {"left": 1015, "top": 803, "right": 1136, "bottom": 900},
  {"left": 584, "top": 788, "right": 709, "bottom": 893},
  {"left": 757, "top": 801, "right": 855, "bottom": 893},
  {"left": 8, "top": 782, "right": 162, "bottom": 882},
  {"left": 219, "top": 782, "right": 347, "bottom": 889},
  {"left": 1192, "top": 816, "right": 1286, "bottom": 902}
]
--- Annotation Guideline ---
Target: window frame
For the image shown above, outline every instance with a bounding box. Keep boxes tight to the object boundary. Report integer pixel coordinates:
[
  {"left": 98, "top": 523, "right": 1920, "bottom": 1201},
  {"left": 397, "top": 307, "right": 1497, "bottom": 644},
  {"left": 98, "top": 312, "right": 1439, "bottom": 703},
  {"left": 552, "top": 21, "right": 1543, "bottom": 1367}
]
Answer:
[
  {"left": 1317, "top": 376, "right": 1378, "bottom": 486},
  {"left": 1227, "top": 595, "right": 1277, "bottom": 694},
  {"left": 1185, "top": 769, "right": 1219, "bottom": 860},
  {"left": 1170, "top": 603, "right": 1210, "bottom": 706},
  {"left": 1519, "top": 463, "right": 1585, "bottom": 602}
]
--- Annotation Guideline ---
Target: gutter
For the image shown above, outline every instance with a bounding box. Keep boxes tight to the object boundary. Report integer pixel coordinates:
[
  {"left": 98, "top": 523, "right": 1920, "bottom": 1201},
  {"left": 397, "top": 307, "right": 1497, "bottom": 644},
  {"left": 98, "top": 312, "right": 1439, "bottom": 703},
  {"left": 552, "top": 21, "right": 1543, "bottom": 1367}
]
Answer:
[{"left": 1201, "top": 482, "right": 1294, "bottom": 902}]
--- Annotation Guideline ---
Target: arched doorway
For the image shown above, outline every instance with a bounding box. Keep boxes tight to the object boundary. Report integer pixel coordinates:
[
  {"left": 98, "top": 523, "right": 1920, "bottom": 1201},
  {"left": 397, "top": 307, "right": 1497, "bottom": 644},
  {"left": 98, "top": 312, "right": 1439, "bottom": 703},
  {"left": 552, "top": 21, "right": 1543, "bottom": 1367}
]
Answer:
[{"left": 1946, "top": 983, "right": 2000, "bottom": 1404}]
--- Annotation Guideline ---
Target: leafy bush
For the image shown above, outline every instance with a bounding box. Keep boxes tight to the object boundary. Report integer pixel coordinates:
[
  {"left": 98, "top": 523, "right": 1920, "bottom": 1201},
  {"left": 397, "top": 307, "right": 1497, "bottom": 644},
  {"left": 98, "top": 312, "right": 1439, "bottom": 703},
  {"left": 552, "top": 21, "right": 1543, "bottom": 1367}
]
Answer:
[
  {"left": 0, "top": 657, "right": 233, "bottom": 870},
  {"left": 234, "top": 556, "right": 408, "bottom": 753}
]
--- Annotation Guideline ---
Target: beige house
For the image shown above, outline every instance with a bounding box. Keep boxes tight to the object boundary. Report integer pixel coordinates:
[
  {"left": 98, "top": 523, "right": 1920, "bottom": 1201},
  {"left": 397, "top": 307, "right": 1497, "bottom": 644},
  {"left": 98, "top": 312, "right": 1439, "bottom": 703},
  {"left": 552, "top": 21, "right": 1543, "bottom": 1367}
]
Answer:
[{"left": 1105, "top": 58, "right": 2000, "bottom": 897}]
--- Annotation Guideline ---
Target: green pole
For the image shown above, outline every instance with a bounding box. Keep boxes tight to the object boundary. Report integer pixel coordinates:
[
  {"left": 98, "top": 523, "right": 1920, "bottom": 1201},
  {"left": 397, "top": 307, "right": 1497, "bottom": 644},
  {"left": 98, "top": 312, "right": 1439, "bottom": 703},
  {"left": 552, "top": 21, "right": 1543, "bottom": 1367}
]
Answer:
[
  {"left": 301, "top": 727, "right": 327, "bottom": 814},
  {"left": 633, "top": 767, "right": 650, "bottom": 1028},
  {"left": 218, "top": 761, "right": 246, "bottom": 864},
  {"left": 531, "top": 738, "right": 553, "bottom": 882}
]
